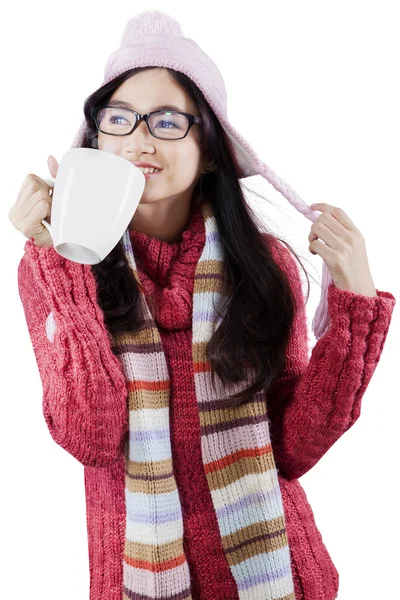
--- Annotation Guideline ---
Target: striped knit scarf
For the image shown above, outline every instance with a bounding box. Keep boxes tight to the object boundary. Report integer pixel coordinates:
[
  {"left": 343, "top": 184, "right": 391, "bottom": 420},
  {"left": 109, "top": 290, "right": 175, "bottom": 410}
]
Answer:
[{"left": 112, "top": 199, "right": 296, "bottom": 600}]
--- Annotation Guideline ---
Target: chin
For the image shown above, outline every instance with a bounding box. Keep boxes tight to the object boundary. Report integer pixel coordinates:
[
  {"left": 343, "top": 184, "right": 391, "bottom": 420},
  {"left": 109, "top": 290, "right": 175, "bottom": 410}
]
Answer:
[{"left": 137, "top": 195, "right": 154, "bottom": 205}]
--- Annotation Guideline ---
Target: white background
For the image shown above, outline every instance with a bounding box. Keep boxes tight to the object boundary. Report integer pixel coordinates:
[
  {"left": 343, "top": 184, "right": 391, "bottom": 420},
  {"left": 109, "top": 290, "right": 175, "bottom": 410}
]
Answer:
[{"left": 1, "top": 1, "right": 399, "bottom": 598}]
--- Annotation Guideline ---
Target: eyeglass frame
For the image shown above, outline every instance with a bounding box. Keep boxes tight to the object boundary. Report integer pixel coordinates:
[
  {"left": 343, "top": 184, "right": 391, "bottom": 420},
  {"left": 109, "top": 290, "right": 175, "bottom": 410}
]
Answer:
[{"left": 90, "top": 105, "right": 203, "bottom": 140}]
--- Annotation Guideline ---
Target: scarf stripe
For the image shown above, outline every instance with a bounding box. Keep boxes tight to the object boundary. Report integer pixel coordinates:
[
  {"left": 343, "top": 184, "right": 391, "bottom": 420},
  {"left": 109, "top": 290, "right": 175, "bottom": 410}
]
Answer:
[{"left": 113, "top": 200, "right": 295, "bottom": 599}]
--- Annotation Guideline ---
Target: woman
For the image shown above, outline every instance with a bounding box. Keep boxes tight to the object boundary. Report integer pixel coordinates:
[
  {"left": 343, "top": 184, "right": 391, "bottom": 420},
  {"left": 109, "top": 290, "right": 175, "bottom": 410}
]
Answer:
[{"left": 12, "top": 10, "right": 396, "bottom": 600}]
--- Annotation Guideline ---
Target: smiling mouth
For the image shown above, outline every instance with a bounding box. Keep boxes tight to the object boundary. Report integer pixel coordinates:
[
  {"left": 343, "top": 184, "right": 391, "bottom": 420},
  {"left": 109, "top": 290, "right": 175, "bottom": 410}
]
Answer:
[{"left": 137, "top": 167, "right": 162, "bottom": 174}]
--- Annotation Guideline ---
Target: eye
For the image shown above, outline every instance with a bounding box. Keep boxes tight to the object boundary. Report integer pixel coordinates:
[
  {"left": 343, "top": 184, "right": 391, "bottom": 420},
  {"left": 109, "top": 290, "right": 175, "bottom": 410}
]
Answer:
[
  {"left": 109, "top": 115, "right": 129, "bottom": 125},
  {"left": 155, "top": 119, "right": 177, "bottom": 129}
]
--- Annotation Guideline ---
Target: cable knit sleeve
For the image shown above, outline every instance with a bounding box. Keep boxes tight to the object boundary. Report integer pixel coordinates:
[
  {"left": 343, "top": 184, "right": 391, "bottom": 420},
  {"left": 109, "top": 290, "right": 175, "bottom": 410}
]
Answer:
[
  {"left": 265, "top": 235, "right": 396, "bottom": 481},
  {"left": 17, "top": 239, "right": 129, "bottom": 468}
]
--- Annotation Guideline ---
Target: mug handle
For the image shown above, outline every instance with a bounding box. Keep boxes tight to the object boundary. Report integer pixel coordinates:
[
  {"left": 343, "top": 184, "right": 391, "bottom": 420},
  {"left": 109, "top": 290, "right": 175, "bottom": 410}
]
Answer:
[{"left": 41, "top": 177, "right": 55, "bottom": 236}]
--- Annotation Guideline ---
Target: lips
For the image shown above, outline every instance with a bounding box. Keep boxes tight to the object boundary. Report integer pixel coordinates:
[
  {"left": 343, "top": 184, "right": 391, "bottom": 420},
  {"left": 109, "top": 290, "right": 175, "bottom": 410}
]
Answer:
[
  {"left": 138, "top": 167, "right": 161, "bottom": 172},
  {"left": 131, "top": 162, "right": 162, "bottom": 169},
  {"left": 135, "top": 165, "right": 162, "bottom": 175}
]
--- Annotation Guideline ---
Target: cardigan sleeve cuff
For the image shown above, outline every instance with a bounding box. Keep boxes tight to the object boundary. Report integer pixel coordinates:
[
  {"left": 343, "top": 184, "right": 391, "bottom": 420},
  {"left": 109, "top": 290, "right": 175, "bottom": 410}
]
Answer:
[{"left": 326, "top": 282, "right": 396, "bottom": 337}]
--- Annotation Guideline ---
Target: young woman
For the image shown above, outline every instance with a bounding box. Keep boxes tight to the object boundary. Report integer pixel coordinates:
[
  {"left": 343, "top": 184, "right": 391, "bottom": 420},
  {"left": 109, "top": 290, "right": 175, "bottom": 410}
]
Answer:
[{"left": 11, "top": 10, "right": 396, "bottom": 600}]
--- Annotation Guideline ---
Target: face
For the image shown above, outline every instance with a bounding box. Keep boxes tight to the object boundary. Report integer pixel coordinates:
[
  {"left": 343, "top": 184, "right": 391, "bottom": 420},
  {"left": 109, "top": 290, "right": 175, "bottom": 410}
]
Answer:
[{"left": 97, "top": 68, "right": 208, "bottom": 210}]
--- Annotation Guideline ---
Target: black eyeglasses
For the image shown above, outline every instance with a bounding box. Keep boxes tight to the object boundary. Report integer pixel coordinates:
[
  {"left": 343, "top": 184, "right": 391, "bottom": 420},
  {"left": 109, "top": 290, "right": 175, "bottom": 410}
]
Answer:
[{"left": 91, "top": 105, "right": 203, "bottom": 140}]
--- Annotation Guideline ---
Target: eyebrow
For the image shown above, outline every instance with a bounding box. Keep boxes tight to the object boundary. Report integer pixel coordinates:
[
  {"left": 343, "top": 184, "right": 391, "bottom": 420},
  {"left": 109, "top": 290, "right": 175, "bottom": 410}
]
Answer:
[{"left": 107, "top": 99, "right": 185, "bottom": 112}]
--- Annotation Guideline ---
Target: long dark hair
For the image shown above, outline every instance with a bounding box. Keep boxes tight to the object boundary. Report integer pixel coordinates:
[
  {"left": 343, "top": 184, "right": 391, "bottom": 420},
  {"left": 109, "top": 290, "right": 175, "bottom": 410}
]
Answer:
[{"left": 79, "top": 66, "right": 314, "bottom": 408}]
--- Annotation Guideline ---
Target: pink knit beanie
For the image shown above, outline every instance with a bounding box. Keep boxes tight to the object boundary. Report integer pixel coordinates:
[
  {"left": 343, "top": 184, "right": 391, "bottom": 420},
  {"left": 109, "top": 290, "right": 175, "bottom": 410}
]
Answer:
[{"left": 70, "top": 9, "right": 331, "bottom": 340}]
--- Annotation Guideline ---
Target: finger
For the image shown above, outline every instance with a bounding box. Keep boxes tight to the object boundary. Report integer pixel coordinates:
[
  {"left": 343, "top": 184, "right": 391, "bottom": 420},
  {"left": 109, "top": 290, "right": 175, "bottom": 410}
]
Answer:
[
  {"left": 47, "top": 155, "right": 59, "bottom": 179},
  {"left": 28, "top": 196, "right": 52, "bottom": 225},
  {"left": 309, "top": 213, "right": 350, "bottom": 244},
  {"left": 16, "top": 174, "right": 44, "bottom": 207},
  {"left": 21, "top": 188, "right": 52, "bottom": 220},
  {"left": 18, "top": 197, "right": 51, "bottom": 237},
  {"left": 310, "top": 203, "right": 359, "bottom": 232},
  {"left": 309, "top": 222, "right": 342, "bottom": 250},
  {"left": 309, "top": 238, "right": 336, "bottom": 262}
]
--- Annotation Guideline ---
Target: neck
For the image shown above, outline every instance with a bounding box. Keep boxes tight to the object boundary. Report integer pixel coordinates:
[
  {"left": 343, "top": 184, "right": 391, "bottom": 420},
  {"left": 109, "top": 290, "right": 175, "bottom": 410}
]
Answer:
[{"left": 128, "top": 196, "right": 200, "bottom": 244}]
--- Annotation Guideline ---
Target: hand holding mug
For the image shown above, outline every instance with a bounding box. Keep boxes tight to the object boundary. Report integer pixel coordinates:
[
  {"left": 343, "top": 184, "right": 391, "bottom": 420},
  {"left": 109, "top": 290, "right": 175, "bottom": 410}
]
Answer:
[
  {"left": 9, "top": 155, "right": 60, "bottom": 248},
  {"left": 10, "top": 148, "right": 145, "bottom": 264}
]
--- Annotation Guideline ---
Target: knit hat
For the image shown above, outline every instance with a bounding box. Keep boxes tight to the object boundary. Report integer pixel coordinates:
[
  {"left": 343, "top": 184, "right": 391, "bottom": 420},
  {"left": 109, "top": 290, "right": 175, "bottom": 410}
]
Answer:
[{"left": 69, "top": 9, "right": 332, "bottom": 340}]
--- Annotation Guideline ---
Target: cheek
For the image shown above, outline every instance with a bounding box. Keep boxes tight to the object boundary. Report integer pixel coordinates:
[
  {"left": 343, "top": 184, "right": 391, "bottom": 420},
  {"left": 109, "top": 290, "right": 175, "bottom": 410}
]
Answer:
[
  {"left": 174, "top": 143, "right": 203, "bottom": 172},
  {"left": 98, "top": 136, "right": 119, "bottom": 153}
]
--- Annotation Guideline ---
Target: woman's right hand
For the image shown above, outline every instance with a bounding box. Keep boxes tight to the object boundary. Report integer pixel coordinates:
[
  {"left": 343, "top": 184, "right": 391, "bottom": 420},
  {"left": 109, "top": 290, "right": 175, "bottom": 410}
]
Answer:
[{"left": 8, "top": 155, "right": 59, "bottom": 248}]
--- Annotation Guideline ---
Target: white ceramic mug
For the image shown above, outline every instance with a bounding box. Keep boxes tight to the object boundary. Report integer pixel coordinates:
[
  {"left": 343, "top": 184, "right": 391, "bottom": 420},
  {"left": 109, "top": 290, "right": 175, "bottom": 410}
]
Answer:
[{"left": 41, "top": 148, "right": 145, "bottom": 264}]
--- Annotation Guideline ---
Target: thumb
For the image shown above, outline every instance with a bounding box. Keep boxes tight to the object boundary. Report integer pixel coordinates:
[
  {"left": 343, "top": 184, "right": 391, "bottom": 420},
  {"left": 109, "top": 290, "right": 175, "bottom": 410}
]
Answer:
[{"left": 47, "top": 155, "right": 59, "bottom": 179}]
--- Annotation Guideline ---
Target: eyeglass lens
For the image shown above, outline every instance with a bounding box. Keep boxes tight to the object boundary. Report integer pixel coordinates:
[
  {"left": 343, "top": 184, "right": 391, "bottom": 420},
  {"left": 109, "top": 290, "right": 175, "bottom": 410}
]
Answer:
[{"left": 96, "top": 107, "right": 189, "bottom": 139}]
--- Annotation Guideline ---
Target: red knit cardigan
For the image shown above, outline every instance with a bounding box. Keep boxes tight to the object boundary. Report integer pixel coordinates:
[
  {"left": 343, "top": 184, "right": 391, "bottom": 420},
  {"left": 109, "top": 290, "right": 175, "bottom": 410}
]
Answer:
[{"left": 18, "top": 203, "right": 396, "bottom": 599}]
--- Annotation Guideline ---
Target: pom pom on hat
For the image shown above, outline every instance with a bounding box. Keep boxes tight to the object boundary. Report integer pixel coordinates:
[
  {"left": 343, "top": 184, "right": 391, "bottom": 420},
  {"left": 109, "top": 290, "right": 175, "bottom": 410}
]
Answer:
[{"left": 120, "top": 10, "right": 183, "bottom": 47}]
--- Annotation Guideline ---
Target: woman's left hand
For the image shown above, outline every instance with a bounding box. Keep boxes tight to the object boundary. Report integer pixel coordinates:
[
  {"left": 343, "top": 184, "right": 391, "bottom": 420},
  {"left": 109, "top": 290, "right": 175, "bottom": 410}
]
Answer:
[{"left": 308, "top": 203, "right": 377, "bottom": 297}]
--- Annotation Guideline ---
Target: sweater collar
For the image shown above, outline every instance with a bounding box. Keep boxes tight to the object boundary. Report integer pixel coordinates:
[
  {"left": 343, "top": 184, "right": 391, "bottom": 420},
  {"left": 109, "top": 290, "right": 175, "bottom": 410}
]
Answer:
[
  {"left": 128, "top": 201, "right": 205, "bottom": 286},
  {"left": 127, "top": 201, "right": 206, "bottom": 330}
]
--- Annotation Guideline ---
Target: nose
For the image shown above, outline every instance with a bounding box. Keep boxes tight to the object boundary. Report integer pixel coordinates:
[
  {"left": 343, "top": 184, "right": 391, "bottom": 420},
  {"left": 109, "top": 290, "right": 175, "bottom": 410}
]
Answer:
[
  {"left": 124, "top": 117, "right": 155, "bottom": 150},
  {"left": 131, "top": 115, "right": 150, "bottom": 136}
]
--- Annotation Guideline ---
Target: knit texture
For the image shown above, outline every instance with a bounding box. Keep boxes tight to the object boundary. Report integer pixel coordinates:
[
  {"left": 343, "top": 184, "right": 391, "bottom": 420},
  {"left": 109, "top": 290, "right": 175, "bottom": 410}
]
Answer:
[
  {"left": 17, "top": 203, "right": 396, "bottom": 600},
  {"left": 116, "top": 199, "right": 296, "bottom": 600},
  {"left": 128, "top": 203, "right": 238, "bottom": 598}
]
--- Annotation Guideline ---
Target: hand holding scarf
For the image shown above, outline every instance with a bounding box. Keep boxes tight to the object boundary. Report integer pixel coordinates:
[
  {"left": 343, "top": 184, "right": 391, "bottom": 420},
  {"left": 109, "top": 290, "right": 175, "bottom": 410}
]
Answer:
[{"left": 308, "top": 202, "right": 377, "bottom": 297}]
